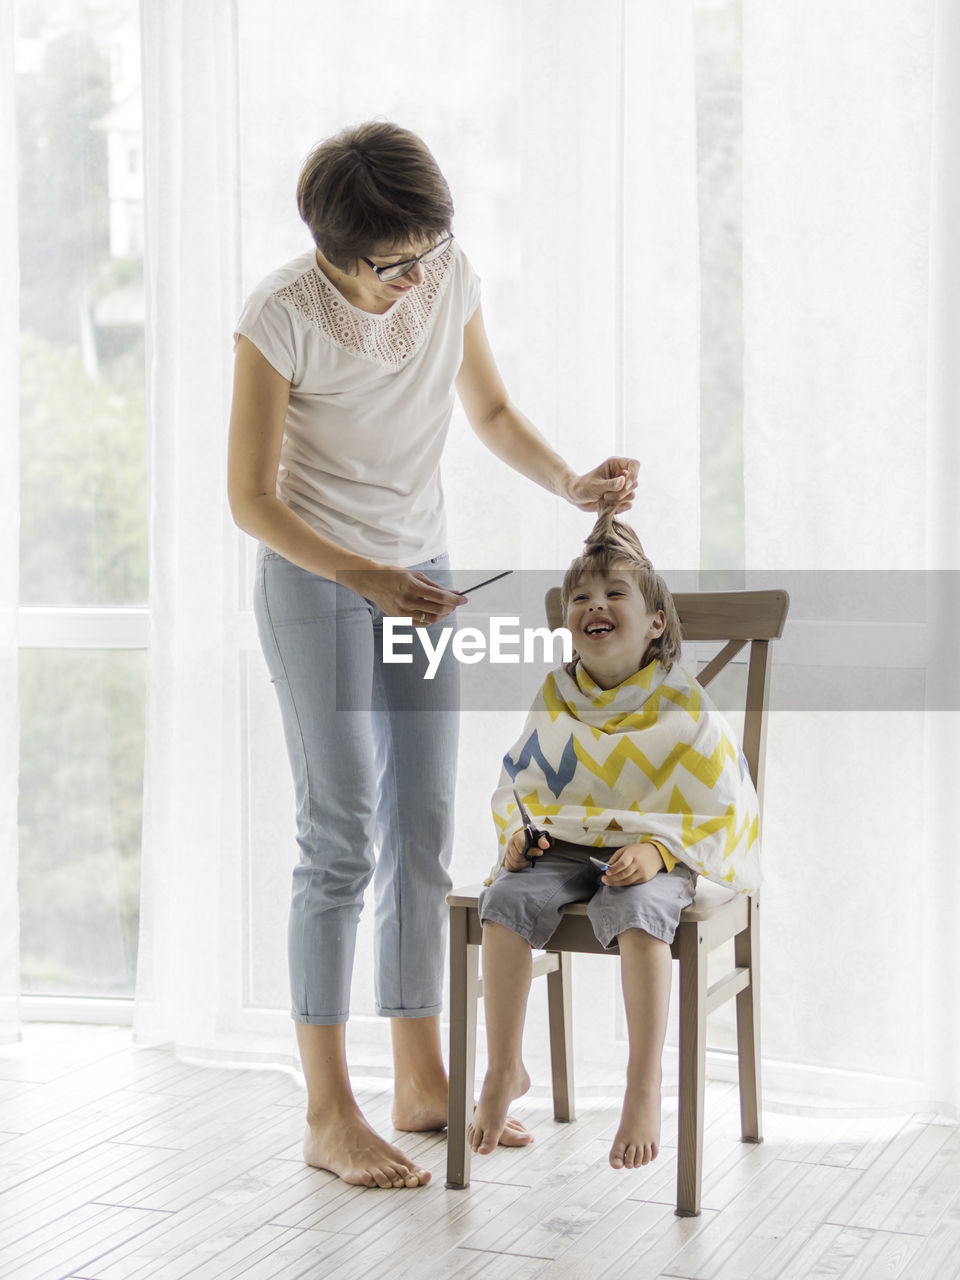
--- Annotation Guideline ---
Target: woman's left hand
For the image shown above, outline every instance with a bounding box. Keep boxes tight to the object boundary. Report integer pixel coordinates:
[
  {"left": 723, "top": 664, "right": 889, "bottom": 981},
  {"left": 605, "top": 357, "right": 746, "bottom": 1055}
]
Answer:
[{"left": 564, "top": 457, "right": 640, "bottom": 513}]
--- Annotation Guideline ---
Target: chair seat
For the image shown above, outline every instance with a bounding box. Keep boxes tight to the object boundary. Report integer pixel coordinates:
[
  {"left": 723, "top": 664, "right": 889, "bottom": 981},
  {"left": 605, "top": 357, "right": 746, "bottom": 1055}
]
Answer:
[
  {"left": 681, "top": 877, "right": 742, "bottom": 920},
  {"left": 446, "top": 875, "right": 743, "bottom": 922}
]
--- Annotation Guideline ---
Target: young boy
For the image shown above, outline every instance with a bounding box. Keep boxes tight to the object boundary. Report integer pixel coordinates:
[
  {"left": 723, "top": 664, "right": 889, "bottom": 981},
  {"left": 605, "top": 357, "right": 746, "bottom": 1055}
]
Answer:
[{"left": 469, "top": 511, "right": 761, "bottom": 1171}]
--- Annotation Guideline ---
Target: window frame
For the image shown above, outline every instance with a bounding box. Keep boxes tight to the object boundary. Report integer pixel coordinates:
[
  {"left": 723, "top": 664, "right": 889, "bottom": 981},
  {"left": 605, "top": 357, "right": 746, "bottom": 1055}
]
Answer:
[{"left": 18, "top": 604, "right": 147, "bottom": 1020}]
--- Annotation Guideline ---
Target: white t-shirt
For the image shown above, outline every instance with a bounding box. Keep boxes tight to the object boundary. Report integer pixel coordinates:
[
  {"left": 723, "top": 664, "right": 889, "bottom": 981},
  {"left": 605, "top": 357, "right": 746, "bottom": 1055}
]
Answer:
[{"left": 234, "top": 241, "right": 481, "bottom": 566}]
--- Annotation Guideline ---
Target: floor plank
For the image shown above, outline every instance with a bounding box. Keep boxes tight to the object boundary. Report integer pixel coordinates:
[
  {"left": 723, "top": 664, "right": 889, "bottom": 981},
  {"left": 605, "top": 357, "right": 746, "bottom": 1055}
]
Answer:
[
  {"left": 772, "top": 1224, "right": 924, "bottom": 1280},
  {"left": 825, "top": 1120, "right": 957, "bottom": 1234},
  {"left": 2, "top": 1204, "right": 170, "bottom": 1280}
]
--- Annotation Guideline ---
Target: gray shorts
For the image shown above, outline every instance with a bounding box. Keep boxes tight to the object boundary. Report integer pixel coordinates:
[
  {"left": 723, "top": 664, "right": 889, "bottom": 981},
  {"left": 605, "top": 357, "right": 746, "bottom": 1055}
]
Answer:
[{"left": 478, "top": 841, "right": 697, "bottom": 951}]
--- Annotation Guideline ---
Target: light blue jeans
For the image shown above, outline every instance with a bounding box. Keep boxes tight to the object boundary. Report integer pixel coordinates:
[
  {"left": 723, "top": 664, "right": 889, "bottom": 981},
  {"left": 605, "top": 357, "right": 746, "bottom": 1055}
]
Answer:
[{"left": 253, "top": 546, "right": 459, "bottom": 1025}]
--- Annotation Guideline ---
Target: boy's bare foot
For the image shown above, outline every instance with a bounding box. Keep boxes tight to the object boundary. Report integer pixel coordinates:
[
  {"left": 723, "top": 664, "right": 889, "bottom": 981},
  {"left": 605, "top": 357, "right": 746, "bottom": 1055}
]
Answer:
[
  {"left": 303, "top": 1108, "right": 431, "bottom": 1188},
  {"left": 392, "top": 1079, "right": 533, "bottom": 1147},
  {"left": 609, "top": 1080, "right": 661, "bottom": 1169},
  {"left": 467, "top": 1065, "right": 533, "bottom": 1155}
]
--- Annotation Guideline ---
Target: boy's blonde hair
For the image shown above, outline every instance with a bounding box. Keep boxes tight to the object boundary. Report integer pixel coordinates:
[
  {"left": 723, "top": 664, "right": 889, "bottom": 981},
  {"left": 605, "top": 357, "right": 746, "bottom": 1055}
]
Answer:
[{"left": 560, "top": 507, "right": 683, "bottom": 672}]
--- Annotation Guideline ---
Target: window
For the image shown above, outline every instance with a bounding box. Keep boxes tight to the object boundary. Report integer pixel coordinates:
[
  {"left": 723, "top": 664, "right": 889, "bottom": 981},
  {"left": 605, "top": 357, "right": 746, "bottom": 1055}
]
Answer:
[{"left": 16, "top": 0, "right": 146, "bottom": 1003}]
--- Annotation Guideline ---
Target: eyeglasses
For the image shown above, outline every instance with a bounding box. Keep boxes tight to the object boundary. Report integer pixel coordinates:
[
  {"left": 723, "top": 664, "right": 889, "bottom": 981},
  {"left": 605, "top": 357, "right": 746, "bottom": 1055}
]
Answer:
[{"left": 361, "top": 234, "right": 454, "bottom": 283}]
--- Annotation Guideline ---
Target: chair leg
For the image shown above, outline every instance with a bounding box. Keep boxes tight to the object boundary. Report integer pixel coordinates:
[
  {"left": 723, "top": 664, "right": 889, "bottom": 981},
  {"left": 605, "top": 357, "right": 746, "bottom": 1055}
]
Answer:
[
  {"left": 446, "top": 905, "right": 480, "bottom": 1189},
  {"left": 675, "top": 922, "right": 707, "bottom": 1217},
  {"left": 734, "top": 896, "right": 763, "bottom": 1143},
  {"left": 546, "top": 951, "right": 576, "bottom": 1122}
]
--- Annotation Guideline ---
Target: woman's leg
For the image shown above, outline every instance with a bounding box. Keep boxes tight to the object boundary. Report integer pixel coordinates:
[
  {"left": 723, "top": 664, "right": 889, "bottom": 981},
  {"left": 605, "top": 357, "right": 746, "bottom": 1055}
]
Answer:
[
  {"left": 389, "top": 1015, "right": 448, "bottom": 1130},
  {"left": 254, "top": 549, "right": 429, "bottom": 1186},
  {"left": 468, "top": 922, "right": 536, "bottom": 1154},
  {"left": 297, "top": 1023, "right": 429, "bottom": 1187},
  {"left": 369, "top": 556, "right": 459, "bottom": 1128},
  {"left": 612, "top": 927, "right": 673, "bottom": 1169},
  {"left": 370, "top": 556, "right": 460, "bottom": 1025},
  {"left": 374, "top": 604, "right": 531, "bottom": 1142}
]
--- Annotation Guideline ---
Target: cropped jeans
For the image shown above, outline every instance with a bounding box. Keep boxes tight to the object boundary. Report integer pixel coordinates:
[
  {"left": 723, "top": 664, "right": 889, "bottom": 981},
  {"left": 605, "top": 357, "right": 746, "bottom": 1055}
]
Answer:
[{"left": 253, "top": 545, "right": 459, "bottom": 1025}]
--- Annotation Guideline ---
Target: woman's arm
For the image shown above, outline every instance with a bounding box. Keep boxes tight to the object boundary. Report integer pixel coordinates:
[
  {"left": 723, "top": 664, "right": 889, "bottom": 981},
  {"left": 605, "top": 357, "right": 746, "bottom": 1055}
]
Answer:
[
  {"left": 455, "top": 307, "right": 639, "bottom": 513},
  {"left": 227, "top": 336, "right": 462, "bottom": 622}
]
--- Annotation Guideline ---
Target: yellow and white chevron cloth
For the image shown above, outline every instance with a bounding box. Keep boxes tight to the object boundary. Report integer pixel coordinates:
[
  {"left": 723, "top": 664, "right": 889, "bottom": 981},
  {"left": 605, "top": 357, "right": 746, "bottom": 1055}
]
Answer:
[{"left": 490, "top": 659, "right": 761, "bottom": 893}]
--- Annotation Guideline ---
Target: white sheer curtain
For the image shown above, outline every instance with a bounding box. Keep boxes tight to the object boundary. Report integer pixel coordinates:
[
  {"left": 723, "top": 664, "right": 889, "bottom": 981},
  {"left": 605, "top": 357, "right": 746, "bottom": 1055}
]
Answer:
[
  {"left": 742, "top": 0, "right": 959, "bottom": 1111},
  {"left": 0, "top": 0, "right": 20, "bottom": 1045},
  {"left": 128, "top": 0, "right": 959, "bottom": 1109},
  {"left": 0, "top": 0, "right": 950, "bottom": 1109},
  {"left": 924, "top": 0, "right": 960, "bottom": 1111},
  {"left": 133, "top": 0, "right": 254, "bottom": 1058},
  {"left": 133, "top": 0, "right": 702, "bottom": 1073}
]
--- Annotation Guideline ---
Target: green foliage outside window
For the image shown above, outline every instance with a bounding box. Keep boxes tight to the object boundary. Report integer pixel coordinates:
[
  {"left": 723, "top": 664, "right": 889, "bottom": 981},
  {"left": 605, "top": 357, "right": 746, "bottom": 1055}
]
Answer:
[
  {"left": 18, "top": 649, "right": 144, "bottom": 996},
  {"left": 19, "top": 332, "right": 147, "bottom": 607}
]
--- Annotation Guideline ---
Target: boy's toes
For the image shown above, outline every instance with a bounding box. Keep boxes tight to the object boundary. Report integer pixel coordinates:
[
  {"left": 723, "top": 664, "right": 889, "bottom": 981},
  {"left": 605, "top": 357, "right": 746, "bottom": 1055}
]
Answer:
[
  {"left": 610, "top": 1139, "right": 646, "bottom": 1169},
  {"left": 468, "top": 1111, "right": 508, "bottom": 1155},
  {"left": 467, "top": 1122, "right": 489, "bottom": 1154},
  {"left": 477, "top": 1128, "right": 498, "bottom": 1155}
]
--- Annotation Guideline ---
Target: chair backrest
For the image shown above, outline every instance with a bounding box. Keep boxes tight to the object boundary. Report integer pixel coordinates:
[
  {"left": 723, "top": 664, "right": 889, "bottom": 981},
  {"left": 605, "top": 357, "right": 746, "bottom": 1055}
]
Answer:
[{"left": 544, "top": 587, "right": 789, "bottom": 811}]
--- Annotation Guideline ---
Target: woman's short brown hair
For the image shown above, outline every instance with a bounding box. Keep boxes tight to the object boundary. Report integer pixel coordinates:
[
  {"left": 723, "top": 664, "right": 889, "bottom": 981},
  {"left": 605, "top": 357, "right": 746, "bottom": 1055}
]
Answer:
[
  {"left": 560, "top": 508, "right": 684, "bottom": 673},
  {"left": 296, "top": 121, "right": 454, "bottom": 272}
]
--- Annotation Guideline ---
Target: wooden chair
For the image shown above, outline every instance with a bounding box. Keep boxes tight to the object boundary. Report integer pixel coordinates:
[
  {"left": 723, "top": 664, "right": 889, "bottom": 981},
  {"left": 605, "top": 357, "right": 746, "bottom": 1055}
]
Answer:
[{"left": 445, "top": 588, "right": 789, "bottom": 1216}]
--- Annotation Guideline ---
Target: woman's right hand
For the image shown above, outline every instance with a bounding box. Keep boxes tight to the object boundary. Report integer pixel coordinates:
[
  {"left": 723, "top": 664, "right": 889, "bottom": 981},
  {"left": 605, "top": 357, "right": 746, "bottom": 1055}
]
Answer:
[{"left": 340, "top": 565, "right": 465, "bottom": 626}]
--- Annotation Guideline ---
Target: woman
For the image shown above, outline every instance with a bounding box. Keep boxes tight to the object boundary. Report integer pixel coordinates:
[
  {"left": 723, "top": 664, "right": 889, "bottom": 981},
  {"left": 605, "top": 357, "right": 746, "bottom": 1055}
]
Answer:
[{"left": 227, "top": 121, "right": 638, "bottom": 1190}]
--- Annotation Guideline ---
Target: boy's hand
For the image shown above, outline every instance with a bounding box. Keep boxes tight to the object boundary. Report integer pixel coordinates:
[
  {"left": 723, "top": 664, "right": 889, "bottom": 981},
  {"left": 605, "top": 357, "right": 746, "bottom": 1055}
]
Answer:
[
  {"left": 504, "top": 829, "right": 549, "bottom": 872},
  {"left": 601, "top": 842, "right": 665, "bottom": 887}
]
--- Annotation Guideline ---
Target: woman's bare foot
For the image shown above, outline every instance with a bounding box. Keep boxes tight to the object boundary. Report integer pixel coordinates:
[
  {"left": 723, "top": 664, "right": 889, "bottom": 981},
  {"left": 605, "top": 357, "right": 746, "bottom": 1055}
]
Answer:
[
  {"left": 303, "top": 1106, "right": 431, "bottom": 1188},
  {"left": 609, "top": 1080, "right": 661, "bottom": 1169},
  {"left": 391, "top": 1070, "right": 449, "bottom": 1133},
  {"left": 467, "top": 1064, "right": 533, "bottom": 1155}
]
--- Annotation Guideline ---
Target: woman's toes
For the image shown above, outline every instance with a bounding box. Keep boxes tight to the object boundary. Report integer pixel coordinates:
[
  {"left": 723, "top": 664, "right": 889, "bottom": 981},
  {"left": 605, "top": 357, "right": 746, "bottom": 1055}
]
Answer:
[{"left": 501, "top": 1116, "right": 534, "bottom": 1147}]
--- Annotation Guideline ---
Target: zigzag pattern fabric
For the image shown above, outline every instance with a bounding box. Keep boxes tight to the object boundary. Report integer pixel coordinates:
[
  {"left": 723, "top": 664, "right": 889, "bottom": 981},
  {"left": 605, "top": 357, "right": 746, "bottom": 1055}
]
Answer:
[{"left": 490, "top": 659, "right": 761, "bottom": 893}]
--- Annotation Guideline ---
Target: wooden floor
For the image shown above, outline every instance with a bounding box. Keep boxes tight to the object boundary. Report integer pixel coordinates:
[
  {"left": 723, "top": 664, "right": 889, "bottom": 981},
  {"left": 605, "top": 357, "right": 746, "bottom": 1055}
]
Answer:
[{"left": 1, "top": 1026, "right": 959, "bottom": 1280}]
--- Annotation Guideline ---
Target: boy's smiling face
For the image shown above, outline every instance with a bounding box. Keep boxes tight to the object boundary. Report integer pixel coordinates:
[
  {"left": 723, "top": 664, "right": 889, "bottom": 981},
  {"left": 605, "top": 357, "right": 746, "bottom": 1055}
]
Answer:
[{"left": 566, "top": 567, "right": 667, "bottom": 690}]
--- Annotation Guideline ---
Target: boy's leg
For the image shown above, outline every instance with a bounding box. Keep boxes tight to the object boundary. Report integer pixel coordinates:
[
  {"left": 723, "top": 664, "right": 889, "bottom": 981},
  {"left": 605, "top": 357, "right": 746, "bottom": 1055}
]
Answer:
[
  {"left": 612, "top": 927, "right": 673, "bottom": 1169},
  {"left": 468, "top": 922, "right": 537, "bottom": 1154}
]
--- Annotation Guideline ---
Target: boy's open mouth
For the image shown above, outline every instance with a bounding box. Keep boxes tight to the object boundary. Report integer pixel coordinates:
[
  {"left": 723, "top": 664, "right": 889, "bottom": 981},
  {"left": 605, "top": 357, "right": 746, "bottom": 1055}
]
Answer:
[{"left": 584, "top": 621, "right": 614, "bottom": 635}]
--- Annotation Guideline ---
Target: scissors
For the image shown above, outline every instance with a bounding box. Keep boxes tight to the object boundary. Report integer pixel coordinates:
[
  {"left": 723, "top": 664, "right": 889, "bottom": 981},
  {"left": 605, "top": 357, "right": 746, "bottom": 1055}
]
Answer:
[
  {"left": 512, "top": 788, "right": 553, "bottom": 862},
  {"left": 511, "top": 788, "right": 615, "bottom": 872},
  {"left": 455, "top": 569, "right": 513, "bottom": 597}
]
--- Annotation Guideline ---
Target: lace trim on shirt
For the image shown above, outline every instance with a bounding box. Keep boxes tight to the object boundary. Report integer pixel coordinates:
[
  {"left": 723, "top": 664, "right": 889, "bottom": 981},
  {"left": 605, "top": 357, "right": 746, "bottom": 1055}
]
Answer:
[{"left": 274, "top": 250, "right": 455, "bottom": 370}]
